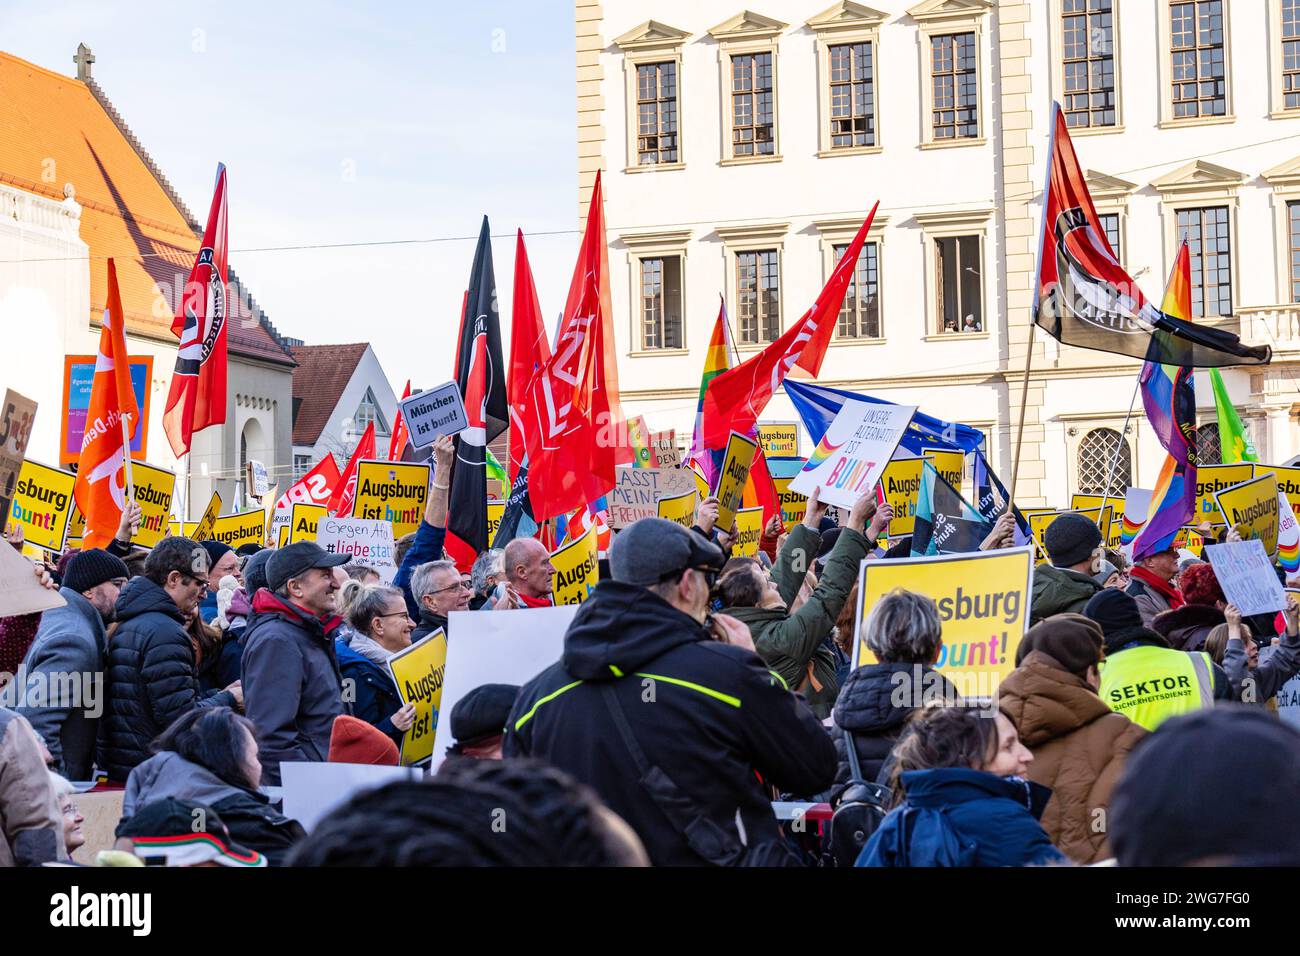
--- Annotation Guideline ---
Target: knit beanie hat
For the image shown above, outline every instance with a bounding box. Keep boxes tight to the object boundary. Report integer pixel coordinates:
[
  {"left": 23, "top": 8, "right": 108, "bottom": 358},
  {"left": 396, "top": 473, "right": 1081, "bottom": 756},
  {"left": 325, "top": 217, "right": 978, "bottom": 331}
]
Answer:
[
  {"left": 62, "top": 548, "right": 130, "bottom": 594},
  {"left": 1043, "top": 512, "right": 1102, "bottom": 567},
  {"left": 200, "top": 540, "right": 233, "bottom": 569},
  {"left": 1083, "top": 588, "right": 1166, "bottom": 654},
  {"left": 328, "top": 715, "right": 399, "bottom": 766},
  {"left": 1015, "top": 614, "right": 1104, "bottom": 676},
  {"left": 243, "top": 548, "right": 274, "bottom": 594}
]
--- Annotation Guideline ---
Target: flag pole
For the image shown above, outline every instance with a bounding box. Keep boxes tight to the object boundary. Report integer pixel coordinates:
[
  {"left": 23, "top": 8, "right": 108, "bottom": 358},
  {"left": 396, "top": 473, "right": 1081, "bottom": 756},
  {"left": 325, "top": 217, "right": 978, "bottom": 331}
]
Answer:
[
  {"left": 120, "top": 416, "right": 135, "bottom": 503},
  {"left": 1008, "top": 324, "right": 1036, "bottom": 504},
  {"left": 1098, "top": 368, "right": 1142, "bottom": 530}
]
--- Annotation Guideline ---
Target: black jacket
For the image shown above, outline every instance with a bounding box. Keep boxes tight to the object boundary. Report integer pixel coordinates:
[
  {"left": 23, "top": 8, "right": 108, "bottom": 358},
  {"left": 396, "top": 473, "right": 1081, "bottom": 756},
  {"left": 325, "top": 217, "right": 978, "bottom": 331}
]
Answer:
[
  {"left": 504, "top": 580, "right": 837, "bottom": 866},
  {"left": 411, "top": 606, "right": 447, "bottom": 644},
  {"left": 101, "top": 578, "right": 236, "bottom": 783}
]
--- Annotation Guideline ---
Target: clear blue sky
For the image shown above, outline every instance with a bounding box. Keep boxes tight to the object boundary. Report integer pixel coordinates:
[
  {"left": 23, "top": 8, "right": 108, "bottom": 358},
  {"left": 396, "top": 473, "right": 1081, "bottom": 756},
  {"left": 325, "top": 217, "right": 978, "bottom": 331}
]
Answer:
[{"left": 0, "top": 0, "right": 579, "bottom": 391}]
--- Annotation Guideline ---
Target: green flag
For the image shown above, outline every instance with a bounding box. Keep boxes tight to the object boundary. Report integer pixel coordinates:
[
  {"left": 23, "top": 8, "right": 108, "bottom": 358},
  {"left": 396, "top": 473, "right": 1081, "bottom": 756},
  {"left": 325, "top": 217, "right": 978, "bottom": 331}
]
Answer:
[
  {"left": 485, "top": 447, "right": 508, "bottom": 486},
  {"left": 1210, "top": 367, "right": 1258, "bottom": 463}
]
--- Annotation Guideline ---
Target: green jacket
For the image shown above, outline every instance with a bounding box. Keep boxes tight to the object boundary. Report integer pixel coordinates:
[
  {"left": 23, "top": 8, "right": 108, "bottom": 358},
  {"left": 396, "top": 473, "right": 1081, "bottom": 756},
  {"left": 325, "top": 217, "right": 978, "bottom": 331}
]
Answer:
[
  {"left": 724, "top": 523, "right": 871, "bottom": 719},
  {"left": 1030, "top": 564, "right": 1102, "bottom": 625}
]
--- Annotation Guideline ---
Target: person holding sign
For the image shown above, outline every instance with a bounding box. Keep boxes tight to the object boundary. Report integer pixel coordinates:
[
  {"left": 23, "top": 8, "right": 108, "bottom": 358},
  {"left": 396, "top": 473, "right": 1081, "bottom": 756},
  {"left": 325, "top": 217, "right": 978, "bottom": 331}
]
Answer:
[
  {"left": 393, "top": 436, "right": 455, "bottom": 620},
  {"left": 337, "top": 586, "right": 418, "bottom": 747},
  {"left": 1220, "top": 598, "right": 1300, "bottom": 707}
]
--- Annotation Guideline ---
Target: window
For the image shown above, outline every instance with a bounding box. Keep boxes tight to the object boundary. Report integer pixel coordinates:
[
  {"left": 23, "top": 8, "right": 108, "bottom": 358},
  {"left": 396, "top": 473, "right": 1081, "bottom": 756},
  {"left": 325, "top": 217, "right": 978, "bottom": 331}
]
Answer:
[
  {"left": 731, "top": 52, "right": 775, "bottom": 157},
  {"left": 1177, "top": 206, "right": 1232, "bottom": 317},
  {"left": 636, "top": 62, "right": 678, "bottom": 165},
  {"left": 834, "top": 241, "right": 880, "bottom": 339},
  {"left": 1170, "top": 1, "right": 1226, "bottom": 119},
  {"left": 354, "top": 387, "right": 388, "bottom": 438},
  {"left": 736, "top": 249, "right": 780, "bottom": 344},
  {"left": 1290, "top": 201, "right": 1300, "bottom": 302},
  {"left": 931, "top": 33, "right": 978, "bottom": 140},
  {"left": 1285, "top": 0, "right": 1300, "bottom": 109},
  {"left": 1077, "top": 427, "right": 1131, "bottom": 495},
  {"left": 294, "top": 454, "right": 312, "bottom": 480},
  {"left": 935, "top": 235, "right": 982, "bottom": 333},
  {"left": 1098, "top": 212, "right": 1122, "bottom": 263},
  {"left": 1062, "top": 0, "right": 1117, "bottom": 128},
  {"left": 1196, "top": 423, "right": 1222, "bottom": 464},
  {"left": 640, "top": 256, "right": 683, "bottom": 349},
  {"left": 829, "top": 42, "right": 875, "bottom": 149}
]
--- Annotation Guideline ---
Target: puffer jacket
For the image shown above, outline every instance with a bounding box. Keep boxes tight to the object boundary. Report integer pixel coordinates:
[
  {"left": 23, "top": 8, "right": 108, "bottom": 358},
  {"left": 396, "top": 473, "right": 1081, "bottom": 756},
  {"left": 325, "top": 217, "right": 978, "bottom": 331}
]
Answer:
[
  {"left": 1151, "top": 604, "right": 1224, "bottom": 652},
  {"left": 1031, "top": 565, "right": 1102, "bottom": 625},
  {"left": 101, "top": 577, "right": 236, "bottom": 783},
  {"left": 998, "top": 650, "right": 1147, "bottom": 864},
  {"left": 334, "top": 638, "right": 404, "bottom": 746}
]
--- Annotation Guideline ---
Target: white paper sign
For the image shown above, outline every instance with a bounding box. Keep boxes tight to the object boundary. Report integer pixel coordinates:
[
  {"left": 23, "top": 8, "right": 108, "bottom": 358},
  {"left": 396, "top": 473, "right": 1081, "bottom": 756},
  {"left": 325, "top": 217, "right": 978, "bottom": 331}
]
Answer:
[
  {"left": 1206, "top": 539, "right": 1287, "bottom": 617},
  {"left": 280, "top": 762, "right": 421, "bottom": 832},
  {"left": 789, "top": 400, "right": 916, "bottom": 509},
  {"left": 399, "top": 382, "right": 467, "bottom": 448},
  {"left": 315, "top": 516, "right": 398, "bottom": 583},
  {"left": 429, "top": 605, "right": 578, "bottom": 771}
]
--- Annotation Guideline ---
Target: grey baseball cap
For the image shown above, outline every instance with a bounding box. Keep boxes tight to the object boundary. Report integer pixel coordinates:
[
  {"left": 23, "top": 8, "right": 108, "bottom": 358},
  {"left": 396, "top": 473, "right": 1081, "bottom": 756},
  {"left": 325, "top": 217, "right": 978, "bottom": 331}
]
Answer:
[
  {"left": 609, "top": 517, "right": 725, "bottom": 587},
  {"left": 266, "top": 541, "right": 350, "bottom": 592}
]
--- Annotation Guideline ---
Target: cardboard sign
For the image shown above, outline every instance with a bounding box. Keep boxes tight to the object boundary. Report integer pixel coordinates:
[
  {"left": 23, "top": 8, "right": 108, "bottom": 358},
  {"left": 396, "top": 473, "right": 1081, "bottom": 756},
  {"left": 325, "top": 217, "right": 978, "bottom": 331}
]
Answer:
[
  {"left": 608, "top": 466, "right": 697, "bottom": 529},
  {"left": 1253, "top": 464, "right": 1300, "bottom": 520},
  {"left": 551, "top": 525, "right": 598, "bottom": 606},
  {"left": 769, "top": 474, "right": 808, "bottom": 527},
  {"left": 789, "top": 400, "right": 915, "bottom": 510},
  {"left": 733, "top": 507, "right": 764, "bottom": 558},
  {"left": 650, "top": 430, "right": 681, "bottom": 469},
  {"left": 352, "top": 461, "right": 429, "bottom": 539},
  {"left": 854, "top": 546, "right": 1034, "bottom": 695},
  {"left": 880, "top": 458, "right": 924, "bottom": 536},
  {"left": 0, "top": 389, "right": 37, "bottom": 529},
  {"left": 0, "top": 537, "right": 66, "bottom": 617},
  {"left": 209, "top": 510, "right": 267, "bottom": 552},
  {"left": 1195, "top": 464, "right": 1254, "bottom": 525},
  {"left": 398, "top": 382, "right": 468, "bottom": 448},
  {"left": 10, "top": 460, "right": 76, "bottom": 553},
  {"left": 245, "top": 460, "right": 270, "bottom": 499},
  {"left": 60, "top": 354, "right": 152, "bottom": 465},
  {"left": 388, "top": 627, "right": 449, "bottom": 765},
  {"left": 1214, "top": 473, "right": 1281, "bottom": 556},
  {"left": 317, "top": 516, "right": 398, "bottom": 583},
  {"left": 757, "top": 422, "right": 799, "bottom": 458},
  {"left": 487, "top": 500, "right": 505, "bottom": 543},
  {"left": 924, "top": 449, "right": 964, "bottom": 495},
  {"left": 129, "top": 462, "right": 176, "bottom": 549},
  {"left": 657, "top": 489, "right": 697, "bottom": 528},
  {"left": 192, "top": 492, "right": 222, "bottom": 542},
  {"left": 712, "top": 431, "right": 759, "bottom": 531},
  {"left": 289, "top": 503, "right": 328, "bottom": 544},
  {"left": 1206, "top": 539, "right": 1287, "bottom": 617},
  {"left": 1071, "top": 493, "right": 1124, "bottom": 550}
]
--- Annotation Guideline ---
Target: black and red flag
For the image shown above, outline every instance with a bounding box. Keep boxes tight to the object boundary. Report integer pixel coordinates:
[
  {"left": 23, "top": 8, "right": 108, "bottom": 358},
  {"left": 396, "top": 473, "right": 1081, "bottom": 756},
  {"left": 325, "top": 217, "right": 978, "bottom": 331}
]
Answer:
[{"left": 445, "top": 217, "right": 509, "bottom": 570}]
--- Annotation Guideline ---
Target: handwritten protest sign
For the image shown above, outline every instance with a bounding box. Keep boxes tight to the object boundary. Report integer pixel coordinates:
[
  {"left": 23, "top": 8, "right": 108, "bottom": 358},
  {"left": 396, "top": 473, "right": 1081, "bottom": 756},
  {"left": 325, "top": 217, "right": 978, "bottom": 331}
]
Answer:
[
  {"left": 352, "top": 461, "right": 429, "bottom": 539},
  {"left": 129, "top": 462, "right": 176, "bottom": 549},
  {"left": 551, "top": 525, "right": 598, "bottom": 606},
  {"left": 1195, "top": 464, "right": 1253, "bottom": 525},
  {"left": 650, "top": 430, "right": 680, "bottom": 468},
  {"left": 210, "top": 510, "right": 267, "bottom": 552},
  {"left": 1214, "top": 473, "right": 1280, "bottom": 556},
  {"left": 387, "top": 627, "right": 448, "bottom": 765},
  {"left": 757, "top": 423, "right": 799, "bottom": 458},
  {"left": 0, "top": 389, "right": 37, "bottom": 528},
  {"left": 316, "top": 516, "right": 397, "bottom": 582},
  {"left": 854, "top": 546, "right": 1034, "bottom": 696},
  {"left": 657, "top": 489, "right": 697, "bottom": 528},
  {"left": 790, "top": 400, "right": 915, "bottom": 510},
  {"left": 10, "top": 460, "right": 76, "bottom": 553},
  {"left": 192, "top": 492, "right": 222, "bottom": 542},
  {"left": 289, "top": 503, "right": 328, "bottom": 543},
  {"left": 1206, "top": 539, "right": 1287, "bottom": 616},
  {"left": 398, "top": 382, "right": 467, "bottom": 448},
  {"left": 734, "top": 507, "right": 764, "bottom": 558},
  {"left": 608, "top": 465, "right": 696, "bottom": 528},
  {"left": 712, "top": 431, "right": 759, "bottom": 531}
]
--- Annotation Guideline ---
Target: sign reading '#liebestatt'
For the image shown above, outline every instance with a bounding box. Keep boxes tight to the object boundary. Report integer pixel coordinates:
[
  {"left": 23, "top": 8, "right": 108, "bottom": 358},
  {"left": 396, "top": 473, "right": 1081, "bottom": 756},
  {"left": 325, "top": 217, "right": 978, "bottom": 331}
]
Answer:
[{"left": 399, "top": 382, "right": 467, "bottom": 449}]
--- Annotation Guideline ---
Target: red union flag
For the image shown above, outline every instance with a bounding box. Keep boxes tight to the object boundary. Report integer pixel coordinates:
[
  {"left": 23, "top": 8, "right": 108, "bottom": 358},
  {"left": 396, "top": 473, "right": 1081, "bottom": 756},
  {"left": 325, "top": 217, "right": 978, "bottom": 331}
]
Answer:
[
  {"left": 331, "top": 421, "right": 375, "bottom": 517},
  {"left": 164, "top": 163, "right": 229, "bottom": 457},
  {"left": 508, "top": 229, "right": 551, "bottom": 486},
  {"left": 273, "top": 454, "right": 340, "bottom": 513},
  {"left": 388, "top": 380, "right": 411, "bottom": 461},
  {"left": 521, "top": 172, "right": 623, "bottom": 520}
]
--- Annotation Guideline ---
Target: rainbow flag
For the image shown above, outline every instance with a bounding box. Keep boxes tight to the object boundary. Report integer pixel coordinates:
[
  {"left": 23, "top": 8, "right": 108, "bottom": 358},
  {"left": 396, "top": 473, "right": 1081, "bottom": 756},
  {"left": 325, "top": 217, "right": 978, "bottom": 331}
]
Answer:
[{"left": 689, "top": 297, "right": 735, "bottom": 487}]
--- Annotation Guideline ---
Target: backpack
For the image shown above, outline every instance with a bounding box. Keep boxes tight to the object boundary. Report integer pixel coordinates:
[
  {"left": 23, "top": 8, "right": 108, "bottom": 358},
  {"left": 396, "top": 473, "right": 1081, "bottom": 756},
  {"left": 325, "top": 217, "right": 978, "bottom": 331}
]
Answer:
[{"left": 821, "top": 730, "right": 891, "bottom": 867}]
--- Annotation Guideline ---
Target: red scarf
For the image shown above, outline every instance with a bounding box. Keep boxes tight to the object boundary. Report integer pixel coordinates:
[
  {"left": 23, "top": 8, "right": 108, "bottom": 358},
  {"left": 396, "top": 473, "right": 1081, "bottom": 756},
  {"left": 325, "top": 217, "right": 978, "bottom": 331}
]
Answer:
[
  {"left": 519, "top": 591, "right": 553, "bottom": 609},
  {"left": 1132, "top": 566, "right": 1184, "bottom": 610}
]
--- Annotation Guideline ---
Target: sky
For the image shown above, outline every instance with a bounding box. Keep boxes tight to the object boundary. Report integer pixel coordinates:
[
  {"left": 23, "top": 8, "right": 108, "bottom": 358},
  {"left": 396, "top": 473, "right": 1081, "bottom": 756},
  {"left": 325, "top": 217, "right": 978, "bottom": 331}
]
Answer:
[{"left": 0, "top": 0, "right": 581, "bottom": 391}]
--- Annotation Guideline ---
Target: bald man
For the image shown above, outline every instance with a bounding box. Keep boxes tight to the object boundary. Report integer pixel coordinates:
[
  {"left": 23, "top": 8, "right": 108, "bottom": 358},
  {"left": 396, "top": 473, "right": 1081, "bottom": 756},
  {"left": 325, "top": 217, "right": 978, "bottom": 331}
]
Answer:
[{"left": 493, "top": 537, "right": 556, "bottom": 609}]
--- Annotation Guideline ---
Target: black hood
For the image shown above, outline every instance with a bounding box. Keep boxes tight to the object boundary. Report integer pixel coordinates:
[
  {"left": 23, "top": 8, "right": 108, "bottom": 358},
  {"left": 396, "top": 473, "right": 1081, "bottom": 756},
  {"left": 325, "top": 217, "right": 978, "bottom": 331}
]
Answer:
[
  {"left": 562, "top": 580, "right": 708, "bottom": 681},
  {"left": 833, "top": 661, "right": 956, "bottom": 734},
  {"left": 114, "top": 576, "right": 186, "bottom": 625}
]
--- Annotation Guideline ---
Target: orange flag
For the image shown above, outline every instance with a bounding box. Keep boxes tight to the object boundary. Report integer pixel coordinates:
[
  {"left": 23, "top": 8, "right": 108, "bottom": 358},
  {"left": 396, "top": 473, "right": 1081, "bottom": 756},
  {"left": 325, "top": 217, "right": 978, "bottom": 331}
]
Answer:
[{"left": 74, "top": 259, "right": 141, "bottom": 549}]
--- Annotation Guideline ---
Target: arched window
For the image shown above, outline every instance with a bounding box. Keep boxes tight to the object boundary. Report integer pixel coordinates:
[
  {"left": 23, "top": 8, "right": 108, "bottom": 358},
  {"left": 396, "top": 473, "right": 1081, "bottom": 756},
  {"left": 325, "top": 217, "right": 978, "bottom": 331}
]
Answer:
[
  {"left": 1077, "top": 427, "right": 1131, "bottom": 496},
  {"left": 1196, "top": 423, "right": 1222, "bottom": 466}
]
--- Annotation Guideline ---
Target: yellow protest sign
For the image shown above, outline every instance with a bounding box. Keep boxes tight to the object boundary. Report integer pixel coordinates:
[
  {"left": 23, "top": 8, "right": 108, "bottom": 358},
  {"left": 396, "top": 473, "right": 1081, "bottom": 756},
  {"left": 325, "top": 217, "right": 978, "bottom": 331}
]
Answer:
[
  {"left": 769, "top": 474, "right": 807, "bottom": 527},
  {"left": 756, "top": 423, "right": 799, "bottom": 458},
  {"left": 1070, "top": 493, "right": 1124, "bottom": 551},
  {"left": 551, "top": 525, "right": 598, "bottom": 606},
  {"left": 712, "top": 431, "right": 758, "bottom": 532},
  {"left": 734, "top": 507, "right": 764, "bottom": 558},
  {"left": 1195, "top": 463, "right": 1253, "bottom": 525},
  {"left": 387, "top": 628, "right": 448, "bottom": 765},
  {"left": 130, "top": 462, "right": 176, "bottom": 549},
  {"left": 1173, "top": 526, "right": 1208, "bottom": 551},
  {"left": 352, "top": 460, "right": 429, "bottom": 539},
  {"left": 487, "top": 500, "right": 505, "bottom": 543},
  {"left": 289, "top": 503, "right": 328, "bottom": 544},
  {"left": 1215, "top": 473, "right": 1281, "bottom": 556},
  {"left": 1253, "top": 464, "right": 1300, "bottom": 520},
  {"left": 924, "top": 449, "right": 964, "bottom": 495},
  {"left": 657, "top": 489, "right": 697, "bottom": 528},
  {"left": 192, "top": 492, "right": 222, "bottom": 542},
  {"left": 276, "top": 523, "right": 289, "bottom": 548},
  {"left": 1029, "top": 507, "right": 1110, "bottom": 565},
  {"left": 688, "top": 462, "right": 710, "bottom": 503},
  {"left": 10, "top": 460, "right": 76, "bottom": 553},
  {"left": 880, "top": 458, "right": 924, "bottom": 536},
  {"left": 855, "top": 546, "right": 1034, "bottom": 695},
  {"left": 167, "top": 521, "right": 199, "bottom": 538},
  {"left": 66, "top": 504, "right": 85, "bottom": 549},
  {"left": 210, "top": 510, "right": 267, "bottom": 551}
]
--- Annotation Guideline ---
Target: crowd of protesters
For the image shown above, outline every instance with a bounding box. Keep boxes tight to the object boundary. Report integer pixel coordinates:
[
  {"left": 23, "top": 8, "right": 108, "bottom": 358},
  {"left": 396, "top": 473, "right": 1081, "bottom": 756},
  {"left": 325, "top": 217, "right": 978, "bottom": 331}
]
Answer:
[{"left": 5, "top": 435, "right": 1300, "bottom": 869}]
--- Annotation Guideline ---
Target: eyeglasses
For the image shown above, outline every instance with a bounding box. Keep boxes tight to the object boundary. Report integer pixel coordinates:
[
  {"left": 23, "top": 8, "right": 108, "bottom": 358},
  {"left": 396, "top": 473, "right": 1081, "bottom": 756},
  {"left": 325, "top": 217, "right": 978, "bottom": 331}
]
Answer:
[
  {"left": 182, "top": 573, "right": 209, "bottom": 589},
  {"left": 62, "top": 803, "right": 80, "bottom": 817},
  {"left": 430, "top": 581, "right": 474, "bottom": 594},
  {"left": 376, "top": 611, "right": 412, "bottom": 621}
]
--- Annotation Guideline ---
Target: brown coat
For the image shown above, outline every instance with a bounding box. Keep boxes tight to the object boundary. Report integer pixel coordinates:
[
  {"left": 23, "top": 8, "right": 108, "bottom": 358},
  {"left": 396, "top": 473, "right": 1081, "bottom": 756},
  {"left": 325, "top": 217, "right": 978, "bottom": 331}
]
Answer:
[
  {"left": 998, "top": 651, "right": 1147, "bottom": 864},
  {"left": 0, "top": 708, "right": 65, "bottom": 867}
]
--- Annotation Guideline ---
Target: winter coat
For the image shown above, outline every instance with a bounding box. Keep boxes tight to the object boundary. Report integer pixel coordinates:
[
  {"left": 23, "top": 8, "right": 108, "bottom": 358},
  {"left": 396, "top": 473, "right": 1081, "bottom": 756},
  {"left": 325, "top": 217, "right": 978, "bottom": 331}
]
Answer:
[
  {"left": 505, "top": 579, "right": 837, "bottom": 866},
  {"left": 411, "top": 606, "right": 447, "bottom": 644},
  {"left": 241, "top": 589, "right": 346, "bottom": 785},
  {"left": 998, "top": 650, "right": 1147, "bottom": 864},
  {"left": 101, "top": 577, "right": 236, "bottom": 783},
  {"left": 1223, "top": 631, "right": 1300, "bottom": 704},
  {"left": 1126, "top": 574, "right": 1174, "bottom": 627},
  {"left": 0, "top": 708, "right": 64, "bottom": 866},
  {"left": 1030, "top": 565, "right": 1102, "bottom": 625},
  {"left": 1151, "top": 604, "right": 1224, "bottom": 652},
  {"left": 18, "top": 588, "right": 106, "bottom": 780},
  {"left": 831, "top": 662, "right": 958, "bottom": 787},
  {"left": 857, "top": 767, "right": 1067, "bottom": 868},
  {"left": 335, "top": 638, "right": 404, "bottom": 746},
  {"left": 723, "top": 523, "right": 871, "bottom": 719},
  {"left": 122, "top": 751, "right": 305, "bottom": 866}
]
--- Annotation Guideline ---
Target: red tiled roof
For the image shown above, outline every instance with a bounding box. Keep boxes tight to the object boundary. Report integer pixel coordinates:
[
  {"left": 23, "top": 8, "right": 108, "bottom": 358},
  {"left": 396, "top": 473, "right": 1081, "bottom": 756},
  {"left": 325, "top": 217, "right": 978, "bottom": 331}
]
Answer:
[
  {"left": 0, "top": 50, "right": 294, "bottom": 366},
  {"left": 291, "top": 343, "right": 368, "bottom": 446}
]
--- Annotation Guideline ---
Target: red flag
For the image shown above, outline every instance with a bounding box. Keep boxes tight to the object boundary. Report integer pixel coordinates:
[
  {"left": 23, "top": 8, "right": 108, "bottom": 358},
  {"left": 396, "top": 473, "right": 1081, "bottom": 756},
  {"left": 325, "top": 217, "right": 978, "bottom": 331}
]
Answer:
[
  {"left": 700, "top": 202, "right": 877, "bottom": 449},
  {"left": 508, "top": 229, "right": 551, "bottom": 486},
  {"left": 330, "top": 422, "right": 375, "bottom": 516},
  {"left": 388, "top": 380, "right": 411, "bottom": 461},
  {"left": 273, "top": 454, "right": 340, "bottom": 513},
  {"left": 520, "top": 172, "right": 623, "bottom": 520},
  {"left": 164, "top": 163, "right": 229, "bottom": 457},
  {"left": 74, "top": 259, "right": 141, "bottom": 549}
]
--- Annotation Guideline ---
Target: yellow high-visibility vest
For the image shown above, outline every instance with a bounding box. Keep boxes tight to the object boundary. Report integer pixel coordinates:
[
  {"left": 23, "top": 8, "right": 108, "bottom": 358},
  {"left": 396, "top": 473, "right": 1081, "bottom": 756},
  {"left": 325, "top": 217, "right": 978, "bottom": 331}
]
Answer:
[{"left": 1099, "top": 644, "right": 1215, "bottom": 732}]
